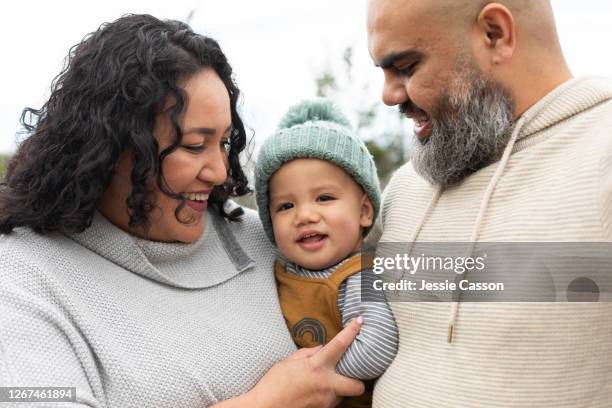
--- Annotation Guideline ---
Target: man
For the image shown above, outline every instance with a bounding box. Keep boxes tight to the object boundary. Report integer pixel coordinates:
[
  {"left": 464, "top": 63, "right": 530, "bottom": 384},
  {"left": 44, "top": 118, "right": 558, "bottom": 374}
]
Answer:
[{"left": 367, "top": 0, "right": 612, "bottom": 407}]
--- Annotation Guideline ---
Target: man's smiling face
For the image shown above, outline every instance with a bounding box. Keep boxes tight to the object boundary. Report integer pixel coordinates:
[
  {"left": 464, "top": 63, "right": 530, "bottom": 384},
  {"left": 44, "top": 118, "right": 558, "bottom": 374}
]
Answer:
[
  {"left": 367, "top": 0, "right": 516, "bottom": 187},
  {"left": 367, "top": 0, "right": 466, "bottom": 142}
]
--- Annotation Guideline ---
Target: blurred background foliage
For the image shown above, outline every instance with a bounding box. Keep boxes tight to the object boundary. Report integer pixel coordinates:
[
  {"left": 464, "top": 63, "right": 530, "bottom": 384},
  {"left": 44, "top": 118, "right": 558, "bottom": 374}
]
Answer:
[
  {"left": 0, "top": 154, "right": 8, "bottom": 179},
  {"left": 313, "top": 45, "right": 408, "bottom": 188}
]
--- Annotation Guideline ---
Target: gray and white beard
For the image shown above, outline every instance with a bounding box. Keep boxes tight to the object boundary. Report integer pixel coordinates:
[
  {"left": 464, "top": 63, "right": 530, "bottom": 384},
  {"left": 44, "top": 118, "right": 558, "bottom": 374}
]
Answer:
[{"left": 410, "top": 70, "right": 516, "bottom": 188}]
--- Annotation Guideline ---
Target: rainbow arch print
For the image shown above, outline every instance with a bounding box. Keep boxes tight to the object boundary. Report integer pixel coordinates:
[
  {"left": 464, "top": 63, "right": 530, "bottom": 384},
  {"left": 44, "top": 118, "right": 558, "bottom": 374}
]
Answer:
[{"left": 293, "top": 317, "right": 327, "bottom": 345}]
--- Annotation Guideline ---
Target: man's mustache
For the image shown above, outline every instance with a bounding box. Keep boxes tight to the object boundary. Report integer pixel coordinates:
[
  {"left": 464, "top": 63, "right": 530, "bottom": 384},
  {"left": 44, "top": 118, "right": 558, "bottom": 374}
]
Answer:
[
  {"left": 399, "top": 100, "right": 428, "bottom": 119},
  {"left": 399, "top": 101, "right": 413, "bottom": 115}
]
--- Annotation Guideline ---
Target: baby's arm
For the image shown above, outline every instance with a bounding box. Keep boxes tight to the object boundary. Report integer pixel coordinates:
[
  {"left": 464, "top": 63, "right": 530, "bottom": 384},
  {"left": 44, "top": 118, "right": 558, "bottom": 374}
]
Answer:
[{"left": 336, "top": 271, "right": 399, "bottom": 380}]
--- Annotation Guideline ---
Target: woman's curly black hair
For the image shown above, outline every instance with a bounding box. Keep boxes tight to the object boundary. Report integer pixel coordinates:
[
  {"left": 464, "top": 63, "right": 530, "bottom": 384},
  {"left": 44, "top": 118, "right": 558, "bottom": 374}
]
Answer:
[{"left": 0, "top": 14, "right": 251, "bottom": 235}]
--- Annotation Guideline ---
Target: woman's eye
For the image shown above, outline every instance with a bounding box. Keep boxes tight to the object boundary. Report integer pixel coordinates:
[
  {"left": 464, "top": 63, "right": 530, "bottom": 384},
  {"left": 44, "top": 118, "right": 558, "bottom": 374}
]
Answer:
[
  {"left": 317, "top": 194, "right": 335, "bottom": 202},
  {"left": 221, "top": 139, "right": 231, "bottom": 153},
  {"left": 276, "top": 203, "right": 293, "bottom": 212},
  {"left": 183, "top": 144, "right": 206, "bottom": 153}
]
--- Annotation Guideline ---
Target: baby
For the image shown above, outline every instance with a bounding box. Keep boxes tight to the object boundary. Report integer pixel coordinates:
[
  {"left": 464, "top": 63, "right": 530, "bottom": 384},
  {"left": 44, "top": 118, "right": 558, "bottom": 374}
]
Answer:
[{"left": 255, "top": 98, "right": 398, "bottom": 408}]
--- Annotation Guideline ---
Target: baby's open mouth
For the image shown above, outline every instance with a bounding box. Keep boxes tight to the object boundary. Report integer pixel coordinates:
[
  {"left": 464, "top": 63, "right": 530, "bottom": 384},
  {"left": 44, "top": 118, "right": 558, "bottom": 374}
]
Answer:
[{"left": 297, "top": 233, "right": 327, "bottom": 243}]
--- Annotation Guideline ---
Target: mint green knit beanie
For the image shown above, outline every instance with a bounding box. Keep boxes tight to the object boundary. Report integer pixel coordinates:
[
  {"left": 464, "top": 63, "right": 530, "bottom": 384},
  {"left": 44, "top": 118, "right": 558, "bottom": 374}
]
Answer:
[{"left": 255, "top": 98, "right": 381, "bottom": 244}]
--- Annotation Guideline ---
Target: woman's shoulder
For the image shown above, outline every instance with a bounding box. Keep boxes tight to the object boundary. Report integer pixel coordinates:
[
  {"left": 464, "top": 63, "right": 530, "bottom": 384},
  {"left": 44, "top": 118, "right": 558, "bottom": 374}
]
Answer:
[
  {"left": 0, "top": 228, "right": 75, "bottom": 289},
  {"left": 0, "top": 227, "right": 61, "bottom": 261}
]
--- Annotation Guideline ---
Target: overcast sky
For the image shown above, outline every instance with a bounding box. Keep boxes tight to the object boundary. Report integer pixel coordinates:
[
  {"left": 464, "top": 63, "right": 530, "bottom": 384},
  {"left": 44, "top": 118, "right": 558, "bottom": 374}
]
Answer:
[{"left": 1, "top": 0, "right": 611, "bottom": 154}]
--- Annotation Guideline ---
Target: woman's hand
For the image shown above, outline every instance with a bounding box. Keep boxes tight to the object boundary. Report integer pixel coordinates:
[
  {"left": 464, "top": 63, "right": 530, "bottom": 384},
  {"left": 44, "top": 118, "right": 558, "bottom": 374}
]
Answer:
[
  {"left": 252, "top": 317, "right": 365, "bottom": 407},
  {"left": 214, "top": 318, "right": 365, "bottom": 408}
]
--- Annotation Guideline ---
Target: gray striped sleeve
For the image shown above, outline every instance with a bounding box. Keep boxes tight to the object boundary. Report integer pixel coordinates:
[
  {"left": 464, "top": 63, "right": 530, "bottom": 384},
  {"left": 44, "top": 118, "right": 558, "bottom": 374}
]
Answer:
[{"left": 336, "top": 271, "right": 399, "bottom": 380}]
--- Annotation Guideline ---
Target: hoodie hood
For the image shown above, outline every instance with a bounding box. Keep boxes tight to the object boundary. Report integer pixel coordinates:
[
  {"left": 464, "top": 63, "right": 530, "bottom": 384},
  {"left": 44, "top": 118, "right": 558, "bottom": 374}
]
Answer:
[{"left": 515, "top": 76, "right": 612, "bottom": 147}]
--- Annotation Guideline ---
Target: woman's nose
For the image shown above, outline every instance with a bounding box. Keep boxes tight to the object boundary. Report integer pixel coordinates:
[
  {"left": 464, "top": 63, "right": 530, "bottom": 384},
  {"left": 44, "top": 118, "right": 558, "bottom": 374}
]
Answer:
[{"left": 198, "top": 147, "right": 228, "bottom": 186}]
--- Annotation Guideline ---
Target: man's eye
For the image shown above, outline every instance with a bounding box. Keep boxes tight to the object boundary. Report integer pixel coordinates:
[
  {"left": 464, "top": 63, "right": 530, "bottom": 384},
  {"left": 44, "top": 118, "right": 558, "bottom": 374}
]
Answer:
[
  {"left": 317, "top": 194, "right": 335, "bottom": 202},
  {"left": 276, "top": 203, "right": 293, "bottom": 212},
  {"left": 396, "top": 62, "right": 418, "bottom": 76}
]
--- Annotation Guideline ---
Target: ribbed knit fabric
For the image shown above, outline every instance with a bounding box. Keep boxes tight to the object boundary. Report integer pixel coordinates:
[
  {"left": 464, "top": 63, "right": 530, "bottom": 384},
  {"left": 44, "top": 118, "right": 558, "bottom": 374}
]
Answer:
[
  {"left": 285, "top": 257, "right": 399, "bottom": 380},
  {"left": 372, "top": 77, "right": 612, "bottom": 407},
  {"left": 0, "top": 207, "right": 296, "bottom": 407}
]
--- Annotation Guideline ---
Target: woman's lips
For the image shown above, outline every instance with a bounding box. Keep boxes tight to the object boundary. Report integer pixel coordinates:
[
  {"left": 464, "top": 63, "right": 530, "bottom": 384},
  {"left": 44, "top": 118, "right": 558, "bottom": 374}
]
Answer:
[
  {"left": 182, "top": 191, "right": 210, "bottom": 213},
  {"left": 186, "top": 200, "right": 207, "bottom": 212}
]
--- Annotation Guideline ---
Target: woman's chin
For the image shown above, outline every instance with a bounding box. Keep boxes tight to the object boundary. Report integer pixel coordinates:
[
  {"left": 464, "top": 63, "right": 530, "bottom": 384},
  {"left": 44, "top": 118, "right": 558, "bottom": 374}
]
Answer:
[
  {"left": 145, "top": 215, "right": 206, "bottom": 243},
  {"left": 175, "top": 219, "right": 206, "bottom": 243}
]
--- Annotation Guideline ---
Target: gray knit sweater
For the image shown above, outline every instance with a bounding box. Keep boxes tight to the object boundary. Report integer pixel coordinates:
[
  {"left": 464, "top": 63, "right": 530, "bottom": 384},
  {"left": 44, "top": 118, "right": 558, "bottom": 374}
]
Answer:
[{"left": 0, "top": 208, "right": 296, "bottom": 407}]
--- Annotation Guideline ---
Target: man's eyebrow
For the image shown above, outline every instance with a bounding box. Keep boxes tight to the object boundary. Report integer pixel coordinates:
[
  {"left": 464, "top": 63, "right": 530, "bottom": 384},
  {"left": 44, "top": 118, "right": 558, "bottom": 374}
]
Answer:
[
  {"left": 183, "top": 125, "right": 233, "bottom": 136},
  {"left": 377, "top": 50, "right": 424, "bottom": 69}
]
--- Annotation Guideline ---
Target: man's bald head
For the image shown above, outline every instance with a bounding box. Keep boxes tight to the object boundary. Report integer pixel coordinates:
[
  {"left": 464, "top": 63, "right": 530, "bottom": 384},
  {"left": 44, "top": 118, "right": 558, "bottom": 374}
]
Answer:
[
  {"left": 369, "top": 0, "right": 560, "bottom": 55},
  {"left": 367, "top": 0, "right": 571, "bottom": 117},
  {"left": 424, "top": 0, "right": 553, "bottom": 24}
]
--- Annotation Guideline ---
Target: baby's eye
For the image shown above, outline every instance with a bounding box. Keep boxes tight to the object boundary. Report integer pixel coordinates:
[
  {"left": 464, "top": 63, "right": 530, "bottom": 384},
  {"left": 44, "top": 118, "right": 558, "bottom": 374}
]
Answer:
[
  {"left": 317, "top": 194, "right": 335, "bottom": 202},
  {"left": 276, "top": 203, "right": 294, "bottom": 212}
]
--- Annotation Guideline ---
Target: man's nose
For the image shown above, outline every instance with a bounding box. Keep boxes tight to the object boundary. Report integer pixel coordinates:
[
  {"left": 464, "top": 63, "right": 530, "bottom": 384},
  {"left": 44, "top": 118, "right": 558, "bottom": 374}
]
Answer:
[{"left": 382, "top": 71, "right": 409, "bottom": 106}]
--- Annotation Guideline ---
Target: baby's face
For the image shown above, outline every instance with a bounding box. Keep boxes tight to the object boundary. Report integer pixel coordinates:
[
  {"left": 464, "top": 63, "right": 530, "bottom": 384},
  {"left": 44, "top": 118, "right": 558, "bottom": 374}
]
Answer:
[{"left": 269, "top": 158, "right": 373, "bottom": 270}]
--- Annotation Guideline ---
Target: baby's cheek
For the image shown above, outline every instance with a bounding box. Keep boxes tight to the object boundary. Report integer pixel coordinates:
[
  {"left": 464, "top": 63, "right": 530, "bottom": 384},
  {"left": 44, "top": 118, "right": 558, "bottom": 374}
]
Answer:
[
  {"left": 272, "top": 221, "right": 283, "bottom": 242},
  {"left": 273, "top": 223, "right": 291, "bottom": 248},
  {"left": 333, "top": 214, "right": 362, "bottom": 240}
]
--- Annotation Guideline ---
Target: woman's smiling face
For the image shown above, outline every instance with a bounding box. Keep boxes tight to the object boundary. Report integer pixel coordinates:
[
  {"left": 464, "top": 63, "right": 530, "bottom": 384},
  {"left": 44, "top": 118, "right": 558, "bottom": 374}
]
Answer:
[{"left": 97, "top": 68, "right": 232, "bottom": 242}]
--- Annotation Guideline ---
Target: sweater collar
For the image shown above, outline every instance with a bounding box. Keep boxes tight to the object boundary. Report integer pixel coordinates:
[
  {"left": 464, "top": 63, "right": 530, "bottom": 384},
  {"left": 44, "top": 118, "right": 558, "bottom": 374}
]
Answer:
[
  {"left": 286, "top": 257, "right": 348, "bottom": 276},
  {"left": 284, "top": 252, "right": 360, "bottom": 276},
  {"left": 69, "top": 209, "right": 254, "bottom": 289}
]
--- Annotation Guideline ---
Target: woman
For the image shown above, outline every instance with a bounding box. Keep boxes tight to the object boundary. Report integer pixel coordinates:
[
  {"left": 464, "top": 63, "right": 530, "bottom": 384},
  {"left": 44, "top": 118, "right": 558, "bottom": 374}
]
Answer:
[{"left": 0, "top": 14, "right": 363, "bottom": 407}]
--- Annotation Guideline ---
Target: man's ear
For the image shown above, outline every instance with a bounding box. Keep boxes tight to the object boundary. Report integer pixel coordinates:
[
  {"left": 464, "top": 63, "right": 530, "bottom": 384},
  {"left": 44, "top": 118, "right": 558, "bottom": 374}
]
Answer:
[
  {"left": 360, "top": 195, "right": 374, "bottom": 228},
  {"left": 476, "top": 3, "right": 517, "bottom": 65}
]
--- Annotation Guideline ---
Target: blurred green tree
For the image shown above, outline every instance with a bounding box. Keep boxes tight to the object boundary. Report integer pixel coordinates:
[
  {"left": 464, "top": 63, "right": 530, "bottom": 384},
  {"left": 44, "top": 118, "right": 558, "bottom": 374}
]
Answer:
[
  {"left": 0, "top": 154, "right": 8, "bottom": 179},
  {"left": 314, "top": 46, "right": 409, "bottom": 188}
]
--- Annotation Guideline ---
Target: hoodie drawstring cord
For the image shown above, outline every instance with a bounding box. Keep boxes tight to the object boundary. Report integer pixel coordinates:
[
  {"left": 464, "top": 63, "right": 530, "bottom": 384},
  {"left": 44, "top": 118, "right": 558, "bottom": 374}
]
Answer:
[
  {"left": 446, "top": 115, "right": 527, "bottom": 343},
  {"left": 395, "top": 186, "right": 444, "bottom": 295}
]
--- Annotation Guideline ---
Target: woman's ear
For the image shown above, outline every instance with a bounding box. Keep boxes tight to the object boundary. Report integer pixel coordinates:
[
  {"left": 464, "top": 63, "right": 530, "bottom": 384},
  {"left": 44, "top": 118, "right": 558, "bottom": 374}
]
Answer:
[
  {"left": 359, "top": 195, "right": 374, "bottom": 228},
  {"left": 476, "top": 3, "right": 517, "bottom": 65}
]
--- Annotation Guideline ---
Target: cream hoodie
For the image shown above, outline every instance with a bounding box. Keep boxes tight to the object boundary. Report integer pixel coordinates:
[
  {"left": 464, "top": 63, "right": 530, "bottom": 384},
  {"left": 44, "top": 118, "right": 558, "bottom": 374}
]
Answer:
[{"left": 373, "top": 77, "right": 612, "bottom": 408}]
